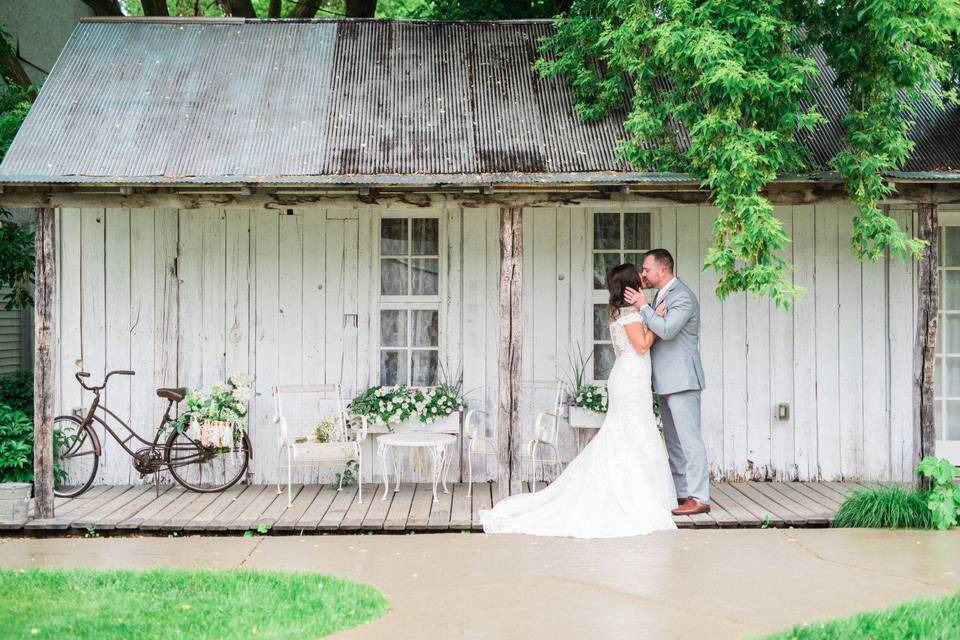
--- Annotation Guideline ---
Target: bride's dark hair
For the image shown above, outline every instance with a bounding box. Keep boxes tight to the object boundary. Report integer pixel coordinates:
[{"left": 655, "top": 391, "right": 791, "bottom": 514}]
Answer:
[{"left": 607, "top": 263, "right": 641, "bottom": 321}]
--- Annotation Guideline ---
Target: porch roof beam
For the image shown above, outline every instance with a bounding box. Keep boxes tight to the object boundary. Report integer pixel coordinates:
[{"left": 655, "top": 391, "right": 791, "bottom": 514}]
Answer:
[{"left": 3, "top": 181, "right": 960, "bottom": 210}]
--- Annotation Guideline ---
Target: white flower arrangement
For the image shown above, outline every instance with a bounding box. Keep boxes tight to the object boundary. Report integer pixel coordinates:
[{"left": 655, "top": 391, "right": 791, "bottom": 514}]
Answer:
[
  {"left": 349, "top": 384, "right": 465, "bottom": 430},
  {"left": 574, "top": 384, "right": 608, "bottom": 413}
]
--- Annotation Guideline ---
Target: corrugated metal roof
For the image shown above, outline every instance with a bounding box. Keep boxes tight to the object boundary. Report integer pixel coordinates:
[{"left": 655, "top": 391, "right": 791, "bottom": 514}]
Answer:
[{"left": 0, "top": 17, "right": 958, "bottom": 187}]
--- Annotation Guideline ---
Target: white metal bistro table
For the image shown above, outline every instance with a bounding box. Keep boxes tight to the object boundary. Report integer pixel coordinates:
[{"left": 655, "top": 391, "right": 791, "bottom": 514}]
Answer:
[{"left": 377, "top": 432, "right": 457, "bottom": 502}]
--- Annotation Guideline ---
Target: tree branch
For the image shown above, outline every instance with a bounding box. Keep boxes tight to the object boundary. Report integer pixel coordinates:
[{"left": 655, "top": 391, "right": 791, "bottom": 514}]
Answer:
[
  {"left": 141, "top": 0, "right": 171, "bottom": 16},
  {"left": 0, "top": 54, "right": 32, "bottom": 99},
  {"left": 81, "top": 0, "right": 123, "bottom": 15},
  {"left": 0, "top": 34, "right": 35, "bottom": 100},
  {"left": 218, "top": 0, "right": 257, "bottom": 17},
  {"left": 288, "top": 0, "right": 323, "bottom": 19},
  {"left": 344, "top": 0, "right": 376, "bottom": 18}
]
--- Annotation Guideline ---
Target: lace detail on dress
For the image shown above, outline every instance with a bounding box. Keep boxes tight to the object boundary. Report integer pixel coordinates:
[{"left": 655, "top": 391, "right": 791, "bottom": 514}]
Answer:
[{"left": 610, "top": 308, "right": 644, "bottom": 357}]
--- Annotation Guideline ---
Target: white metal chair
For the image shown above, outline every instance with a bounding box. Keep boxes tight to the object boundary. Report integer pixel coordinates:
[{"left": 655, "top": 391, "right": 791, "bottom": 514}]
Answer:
[
  {"left": 273, "top": 384, "right": 368, "bottom": 507},
  {"left": 521, "top": 379, "right": 567, "bottom": 491},
  {"left": 463, "top": 380, "right": 568, "bottom": 496},
  {"left": 463, "top": 408, "right": 496, "bottom": 498}
]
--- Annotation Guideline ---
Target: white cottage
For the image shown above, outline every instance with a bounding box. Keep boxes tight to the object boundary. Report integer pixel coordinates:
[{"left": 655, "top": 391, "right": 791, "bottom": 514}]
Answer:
[{"left": 2, "top": 18, "right": 959, "bottom": 502}]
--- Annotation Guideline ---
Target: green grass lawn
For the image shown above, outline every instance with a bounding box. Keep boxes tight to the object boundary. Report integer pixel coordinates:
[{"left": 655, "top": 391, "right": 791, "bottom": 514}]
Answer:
[
  {"left": 0, "top": 568, "right": 388, "bottom": 639},
  {"left": 764, "top": 592, "right": 960, "bottom": 639}
]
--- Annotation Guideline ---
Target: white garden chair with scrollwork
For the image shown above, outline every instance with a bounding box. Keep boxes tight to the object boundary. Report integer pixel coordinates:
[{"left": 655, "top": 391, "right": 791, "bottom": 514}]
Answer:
[
  {"left": 463, "top": 381, "right": 567, "bottom": 495},
  {"left": 520, "top": 379, "right": 567, "bottom": 492},
  {"left": 273, "top": 384, "right": 368, "bottom": 508},
  {"left": 463, "top": 407, "right": 496, "bottom": 498}
]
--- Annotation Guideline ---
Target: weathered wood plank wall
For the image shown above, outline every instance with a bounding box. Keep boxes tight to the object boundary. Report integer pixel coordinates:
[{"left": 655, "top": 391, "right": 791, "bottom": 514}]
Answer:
[{"left": 54, "top": 204, "right": 919, "bottom": 484}]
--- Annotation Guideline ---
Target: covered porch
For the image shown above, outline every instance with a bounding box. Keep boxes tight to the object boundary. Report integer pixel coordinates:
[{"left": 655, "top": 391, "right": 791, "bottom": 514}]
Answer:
[{"left": 14, "top": 480, "right": 869, "bottom": 534}]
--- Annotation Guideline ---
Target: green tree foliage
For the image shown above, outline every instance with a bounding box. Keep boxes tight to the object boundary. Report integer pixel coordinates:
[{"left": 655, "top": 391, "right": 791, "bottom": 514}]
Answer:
[
  {"left": 808, "top": 1, "right": 959, "bottom": 261},
  {"left": 0, "top": 27, "right": 35, "bottom": 310},
  {"left": 539, "top": 0, "right": 960, "bottom": 306},
  {"left": 380, "top": 0, "right": 569, "bottom": 19},
  {"left": 122, "top": 0, "right": 567, "bottom": 18}
]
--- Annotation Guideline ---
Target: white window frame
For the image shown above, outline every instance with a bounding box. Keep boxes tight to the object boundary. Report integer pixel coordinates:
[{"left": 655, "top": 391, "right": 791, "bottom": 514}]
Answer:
[
  {"left": 376, "top": 212, "right": 446, "bottom": 387},
  {"left": 588, "top": 208, "right": 658, "bottom": 382},
  {"left": 935, "top": 209, "right": 960, "bottom": 463}
]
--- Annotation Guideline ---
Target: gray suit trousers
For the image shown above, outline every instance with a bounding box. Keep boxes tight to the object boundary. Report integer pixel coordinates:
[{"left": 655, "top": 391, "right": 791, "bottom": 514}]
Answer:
[{"left": 659, "top": 390, "right": 709, "bottom": 504}]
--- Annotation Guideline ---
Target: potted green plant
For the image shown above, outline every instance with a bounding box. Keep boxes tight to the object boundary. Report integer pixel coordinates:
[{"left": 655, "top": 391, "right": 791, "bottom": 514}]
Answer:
[
  {"left": 564, "top": 343, "right": 607, "bottom": 428},
  {"left": 569, "top": 385, "right": 608, "bottom": 427},
  {"left": 291, "top": 414, "right": 357, "bottom": 461}
]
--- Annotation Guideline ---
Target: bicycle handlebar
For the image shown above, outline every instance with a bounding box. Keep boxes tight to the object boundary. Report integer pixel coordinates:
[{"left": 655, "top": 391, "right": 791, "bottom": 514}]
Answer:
[{"left": 75, "top": 369, "right": 135, "bottom": 391}]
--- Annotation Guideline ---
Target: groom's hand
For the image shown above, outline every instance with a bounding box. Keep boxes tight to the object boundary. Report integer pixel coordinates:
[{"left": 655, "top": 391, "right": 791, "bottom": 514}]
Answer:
[{"left": 624, "top": 287, "right": 647, "bottom": 309}]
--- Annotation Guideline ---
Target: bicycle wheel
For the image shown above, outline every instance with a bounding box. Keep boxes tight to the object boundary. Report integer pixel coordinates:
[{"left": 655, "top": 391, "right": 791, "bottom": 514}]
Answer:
[
  {"left": 164, "top": 427, "right": 250, "bottom": 492},
  {"left": 53, "top": 416, "right": 100, "bottom": 498}
]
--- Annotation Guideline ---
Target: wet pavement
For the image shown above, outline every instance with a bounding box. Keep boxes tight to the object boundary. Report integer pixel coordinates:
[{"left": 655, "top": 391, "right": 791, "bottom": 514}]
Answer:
[{"left": 1, "top": 528, "right": 957, "bottom": 639}]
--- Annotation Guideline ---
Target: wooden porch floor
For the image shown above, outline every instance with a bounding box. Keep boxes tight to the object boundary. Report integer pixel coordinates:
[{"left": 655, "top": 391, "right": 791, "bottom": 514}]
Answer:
[{"left": 10, "top": 481, "right": 867, "bottom": 535}]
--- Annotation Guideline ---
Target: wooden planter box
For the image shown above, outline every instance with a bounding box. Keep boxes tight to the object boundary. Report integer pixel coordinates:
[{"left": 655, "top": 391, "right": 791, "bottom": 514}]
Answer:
[
  {"left": 365, "top": 411, "right": 461, "bottom": 435},
  {"left": 568, "top": 406, "right": 605, "bottom": 429},
  {"left": 200, "top": 420, "right": 234, "bottom": 447},
  {"left": 290, "top": 440, "right": 357, "bottom": 463},
  {"left": 187, "top": 420, "right": 235, "bottom": 447}
]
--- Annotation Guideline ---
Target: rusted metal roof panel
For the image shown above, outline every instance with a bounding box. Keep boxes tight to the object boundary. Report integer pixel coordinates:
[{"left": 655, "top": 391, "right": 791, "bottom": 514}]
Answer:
[{"left": 0, "top": 17, "right": 957, "bottom": 187}]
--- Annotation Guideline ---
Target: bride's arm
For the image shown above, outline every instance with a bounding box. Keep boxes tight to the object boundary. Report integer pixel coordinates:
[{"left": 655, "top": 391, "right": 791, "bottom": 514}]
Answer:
[{"left": 624, "top": 320, "right": 655, "bottom": 355}]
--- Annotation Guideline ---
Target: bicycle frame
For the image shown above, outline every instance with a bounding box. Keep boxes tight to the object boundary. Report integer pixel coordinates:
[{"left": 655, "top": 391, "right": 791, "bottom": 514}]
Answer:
[{"left": 74, "top": 371, "right": 178, "bottom": 460}]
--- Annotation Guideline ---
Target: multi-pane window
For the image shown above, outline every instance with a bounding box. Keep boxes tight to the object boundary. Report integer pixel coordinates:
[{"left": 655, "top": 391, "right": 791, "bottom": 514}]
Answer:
[
  {"left": 379, "top": 216, "right": 441, "bottom": 386},
  {"left": 380, "top": 217, "right": 440, "bottom": 296},
  {"left": 936, "top": 225, "right": 960, "bottom": 443},
  {"left": 592, "top": 211, "right": 652, "bottom": 290},
  {"left": 591, "top": 211, "right": 652, "bottom": 380},
  {"left": 380, "top": 308, "right": 439, "bottom": 386}
]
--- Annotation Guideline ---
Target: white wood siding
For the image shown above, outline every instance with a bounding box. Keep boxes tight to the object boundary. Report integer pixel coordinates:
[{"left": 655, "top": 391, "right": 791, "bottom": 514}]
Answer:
[
  {"left": 54, "top": 204, "right": 917, "bottom": 484},
  {"left": 0, "top": 287, "right": 26, "bottom": 374}
]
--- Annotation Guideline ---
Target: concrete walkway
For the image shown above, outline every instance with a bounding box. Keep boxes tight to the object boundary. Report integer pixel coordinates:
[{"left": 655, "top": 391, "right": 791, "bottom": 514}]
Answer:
[{"left": 1, "top": 529, "right": 958, "bottom": 639}]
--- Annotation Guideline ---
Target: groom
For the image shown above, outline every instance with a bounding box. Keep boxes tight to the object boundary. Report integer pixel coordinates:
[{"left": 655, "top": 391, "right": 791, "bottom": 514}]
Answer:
[{"left": 625, "top": 249, "right": 710, "bottom": 516}]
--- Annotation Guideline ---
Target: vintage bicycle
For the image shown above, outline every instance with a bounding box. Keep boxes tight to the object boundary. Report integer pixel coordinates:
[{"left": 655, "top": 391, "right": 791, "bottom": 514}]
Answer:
[{"left": 53, "top": 369, "right": 252, "bottom": 498}]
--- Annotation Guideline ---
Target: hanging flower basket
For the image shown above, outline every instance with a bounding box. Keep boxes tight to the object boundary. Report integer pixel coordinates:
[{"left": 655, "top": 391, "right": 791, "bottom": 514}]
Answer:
[{"left": 168, "top": 372, "right": 253, "bottom": 444}]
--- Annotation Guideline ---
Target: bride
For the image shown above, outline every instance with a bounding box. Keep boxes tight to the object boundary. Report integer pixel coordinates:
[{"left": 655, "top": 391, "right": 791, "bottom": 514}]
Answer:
[{"left": 479, "top": 263, "right": 678, "bottom": 538}]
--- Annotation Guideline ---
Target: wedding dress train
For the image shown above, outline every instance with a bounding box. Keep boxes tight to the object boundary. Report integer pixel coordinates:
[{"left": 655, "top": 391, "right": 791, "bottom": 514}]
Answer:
[{"left": 479, "top": 308, "right": 678, "bottom": 538}]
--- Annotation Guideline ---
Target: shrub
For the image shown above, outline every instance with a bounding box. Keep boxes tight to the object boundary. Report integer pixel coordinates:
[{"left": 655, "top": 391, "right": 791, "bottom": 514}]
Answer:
[
  {"left": 0, "top": 369, "right": 32, "bottom": 417},
  {"left": 0, "top": 403, "right": 33, "bottom": 482},
  {"left": 916, "top": 456, "right": 960, "bottom": 530},
  {"left": 832, "top": 485, "right": 933, "bottom": 530}
]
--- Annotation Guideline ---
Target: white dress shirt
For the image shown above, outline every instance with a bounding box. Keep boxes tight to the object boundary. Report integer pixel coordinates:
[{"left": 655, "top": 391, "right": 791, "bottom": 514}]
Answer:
[{"left": 641, "top": 276, "right": 676, "bottom": 310}]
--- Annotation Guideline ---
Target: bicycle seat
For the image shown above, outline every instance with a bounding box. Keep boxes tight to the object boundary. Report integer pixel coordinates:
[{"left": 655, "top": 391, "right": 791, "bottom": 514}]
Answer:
[{"left": 156, "top": 387, "right": 187, "bottom": 402}]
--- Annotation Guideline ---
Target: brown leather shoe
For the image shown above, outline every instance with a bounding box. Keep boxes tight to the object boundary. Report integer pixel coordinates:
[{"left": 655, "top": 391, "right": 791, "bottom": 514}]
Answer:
[{"left": 672, "top": 499, "right": 711, "bottom": 516}]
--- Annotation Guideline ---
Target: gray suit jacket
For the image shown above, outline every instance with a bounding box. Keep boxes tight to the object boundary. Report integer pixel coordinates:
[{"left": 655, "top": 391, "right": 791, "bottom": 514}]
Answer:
[{"left": 638, "top": 278, "right": 705, "bottom": 395}]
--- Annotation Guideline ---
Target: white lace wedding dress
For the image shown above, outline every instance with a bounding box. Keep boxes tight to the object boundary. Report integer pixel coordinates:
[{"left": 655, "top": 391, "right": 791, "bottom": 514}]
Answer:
[{"left": 479, "top": 308, "right": 678, "bottom": 538}]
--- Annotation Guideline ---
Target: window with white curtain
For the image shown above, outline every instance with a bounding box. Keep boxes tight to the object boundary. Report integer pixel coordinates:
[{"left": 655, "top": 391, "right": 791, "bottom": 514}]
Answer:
[
  {"left": 591, "top": 211, "right": 653, "bottom": 380},
  {"left": 378, "top": 216, "right": 441, "bottom": 386},
  {"left": 936, "top": 223, "right": 960, "bottom": 444}
]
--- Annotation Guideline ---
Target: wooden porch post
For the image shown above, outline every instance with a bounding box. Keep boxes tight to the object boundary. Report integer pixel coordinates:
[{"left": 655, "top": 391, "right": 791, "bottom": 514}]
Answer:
[
  {"left": 914, "top": 202, "right": 938, "bottom": 481},
  {"left": 497, "top": 207, "right": 523, "bottom": 499},
  {"left": 33, "top": 207, "right": 56, "bottom": 518}
]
